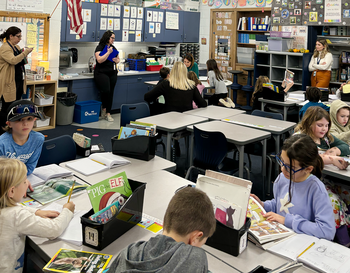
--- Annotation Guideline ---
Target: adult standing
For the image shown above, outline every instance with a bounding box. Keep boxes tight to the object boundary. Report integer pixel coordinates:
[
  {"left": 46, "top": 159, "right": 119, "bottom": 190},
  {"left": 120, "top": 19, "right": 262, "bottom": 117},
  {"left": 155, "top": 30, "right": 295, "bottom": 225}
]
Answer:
[
  {"left": 94, "top": 30, "right": 120, "bottom": 122},
  {"left": 0, "top": 26, "right": 33, "bottom": 131},
  {"left": 308, "top": 39, "right": 333, "bottom": 88},
  {"left": 183, "top": 53, "right": 199, "bottom": 78}
]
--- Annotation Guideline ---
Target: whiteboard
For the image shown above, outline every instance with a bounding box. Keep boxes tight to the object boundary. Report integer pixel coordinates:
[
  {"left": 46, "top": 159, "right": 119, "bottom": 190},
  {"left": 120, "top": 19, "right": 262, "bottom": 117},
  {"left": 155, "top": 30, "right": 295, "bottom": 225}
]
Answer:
[
  {"left": 0, "top": 22, "right": 27, "bottom": 48},
  {"left": 7, "top": 0, "right": 44, "bottom": 12}
]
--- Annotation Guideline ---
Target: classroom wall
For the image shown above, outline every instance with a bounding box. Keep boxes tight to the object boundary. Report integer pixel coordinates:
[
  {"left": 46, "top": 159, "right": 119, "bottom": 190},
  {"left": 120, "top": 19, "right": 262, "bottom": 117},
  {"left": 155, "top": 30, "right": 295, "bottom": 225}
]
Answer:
[{"left": 199, "top": 3, "right": 211, "bottom": 65}]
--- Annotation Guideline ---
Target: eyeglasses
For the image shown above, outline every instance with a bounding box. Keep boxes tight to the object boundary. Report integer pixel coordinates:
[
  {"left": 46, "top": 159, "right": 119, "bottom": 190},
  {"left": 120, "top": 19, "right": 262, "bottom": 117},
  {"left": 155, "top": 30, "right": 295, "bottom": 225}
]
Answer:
[
  {"left": 7, "top": 104, "right": 39, "bottom": 120},
  {"left": 110, "top": 37, "right": 115, "bottom": 40},
  {"left": 276, "top": 153, "right": 305, "bottom": 174},
  {"left": 15, "top": 34, "right": 22, "bottom": 38}
]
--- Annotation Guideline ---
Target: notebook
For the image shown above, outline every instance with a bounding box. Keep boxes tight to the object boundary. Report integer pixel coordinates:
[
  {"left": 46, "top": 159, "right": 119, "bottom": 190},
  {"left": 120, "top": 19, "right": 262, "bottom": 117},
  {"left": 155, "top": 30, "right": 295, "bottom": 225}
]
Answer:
[
  {"left": 27, "top": 164, "right": 73, "bottom": 187},
  {"left": 66, "top": 153, "right": 130, "bottom": 176}
]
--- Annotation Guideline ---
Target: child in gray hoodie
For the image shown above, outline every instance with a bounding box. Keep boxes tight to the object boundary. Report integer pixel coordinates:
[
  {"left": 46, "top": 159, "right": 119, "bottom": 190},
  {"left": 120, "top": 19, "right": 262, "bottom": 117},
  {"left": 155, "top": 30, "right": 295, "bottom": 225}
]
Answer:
[{"left": 108, "top": 187, "right": 216, "bottom": 273}]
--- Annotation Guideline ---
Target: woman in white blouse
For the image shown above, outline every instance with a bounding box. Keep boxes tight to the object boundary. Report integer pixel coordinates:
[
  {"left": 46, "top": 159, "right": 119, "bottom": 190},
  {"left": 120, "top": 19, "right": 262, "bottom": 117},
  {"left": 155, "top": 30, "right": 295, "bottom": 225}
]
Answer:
[{"left": 308, "top": 39, "right": 333, "bottom": 88}]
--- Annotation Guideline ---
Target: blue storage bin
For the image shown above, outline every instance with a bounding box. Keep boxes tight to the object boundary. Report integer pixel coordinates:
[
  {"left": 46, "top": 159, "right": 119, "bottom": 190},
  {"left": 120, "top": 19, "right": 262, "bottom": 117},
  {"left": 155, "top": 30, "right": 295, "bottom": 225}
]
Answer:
[{"left": 73, "top": 100, "right": 102, "bottom": 124}]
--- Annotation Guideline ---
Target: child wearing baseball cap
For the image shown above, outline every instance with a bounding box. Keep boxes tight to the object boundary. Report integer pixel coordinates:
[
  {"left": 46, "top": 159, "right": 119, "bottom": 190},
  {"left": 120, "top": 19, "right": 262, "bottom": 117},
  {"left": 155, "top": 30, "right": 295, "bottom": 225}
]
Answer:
[{"left": 0, "top": 100, "right": 45, "bottom": 193}]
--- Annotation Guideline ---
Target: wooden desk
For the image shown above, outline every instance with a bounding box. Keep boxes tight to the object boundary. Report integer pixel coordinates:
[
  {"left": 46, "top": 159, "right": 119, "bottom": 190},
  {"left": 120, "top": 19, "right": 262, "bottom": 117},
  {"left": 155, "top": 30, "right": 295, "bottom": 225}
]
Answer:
[
  {"left": 136, "top": 112, "right": 208, "bottom": 160},
  {"left": 60, "top": 155, "right": 176, "bottom": 185},
  {"left": 187, "top": 121, "right": 271, "bottom": 191},
  {"left": 222, "top": 113, "right": 296, "bottom": 188},
  {"left": 184, "top": 105, "right": 245, "bottom": 121},
  {"left": 26, "top": 170, "right": 311, "bottom": 273}
]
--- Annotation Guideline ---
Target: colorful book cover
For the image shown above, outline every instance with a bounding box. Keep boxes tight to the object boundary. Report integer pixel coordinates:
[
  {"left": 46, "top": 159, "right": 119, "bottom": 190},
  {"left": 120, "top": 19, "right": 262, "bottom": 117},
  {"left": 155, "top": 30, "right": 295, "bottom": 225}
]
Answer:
[
  {"left": 43, "top": 248, "right": 112, "bottom": 273},
  {"left": 117, "top": 126, "right": 150, "bottom": 140},
  {"left": 86, "top": 171, "right": 133, "bottom": 213},
  {"left": 284, "top": 70, "right": 294, "bottom": 83},
  {"left": 129, "top": 121, "right": 156, "bottom": 135},
  {"left": 89, "top": 200, "right": 121, "bottom": 224},
  {"left": 263, "top": 83, "right": 279, "bottom": 93}
]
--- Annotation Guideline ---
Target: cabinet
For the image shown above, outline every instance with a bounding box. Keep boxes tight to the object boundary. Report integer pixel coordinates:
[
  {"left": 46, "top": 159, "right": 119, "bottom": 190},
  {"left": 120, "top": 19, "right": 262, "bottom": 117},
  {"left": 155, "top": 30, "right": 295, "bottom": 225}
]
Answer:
[
  {"left": 163, "top": 10, "right": 184, "bottom": 43},
  {"left": 254, "top": 51, "right": 312, "bottom": 91},
  {"left": 27, "top": 80, "right": 57, "bottom": 131},
  {"left": 144, "top": 8, "right": 165, "bottom": 42},
  {"left": 183, "top": 11, "right": 200, "bottom": 43}
]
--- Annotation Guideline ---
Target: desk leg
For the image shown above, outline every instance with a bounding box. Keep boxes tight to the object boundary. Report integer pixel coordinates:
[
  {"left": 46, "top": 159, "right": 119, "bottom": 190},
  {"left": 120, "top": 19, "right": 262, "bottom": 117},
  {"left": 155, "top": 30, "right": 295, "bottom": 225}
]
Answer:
[
  {"left": 262, "top": 139, "right": 267, "bottom": 198},
  {"left": 283, "top": 106, "right": 289, "bottom": 121},
  {"left": 273, "top": 134, "right": 280, "bottom": 180},
  {"left": 261, "top": 102, "right": 266, "bottom": 111},
  {"left": 166, "top": 132, "right": 172, "bottom": 161},
  {"left": 237, "top": 145, "right": 245, "bottom": 178},
  {"left": 228, "top": 86, "right": 232, "bottom": 99},
  {"left": 189, "top": 133, "right": 194, "bottom": 167}
]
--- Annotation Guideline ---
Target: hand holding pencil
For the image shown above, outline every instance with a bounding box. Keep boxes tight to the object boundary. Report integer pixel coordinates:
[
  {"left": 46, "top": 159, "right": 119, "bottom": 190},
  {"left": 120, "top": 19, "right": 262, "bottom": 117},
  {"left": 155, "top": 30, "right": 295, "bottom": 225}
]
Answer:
[{"left": 63, "top": 181, "right": 76, "bottom": 213}]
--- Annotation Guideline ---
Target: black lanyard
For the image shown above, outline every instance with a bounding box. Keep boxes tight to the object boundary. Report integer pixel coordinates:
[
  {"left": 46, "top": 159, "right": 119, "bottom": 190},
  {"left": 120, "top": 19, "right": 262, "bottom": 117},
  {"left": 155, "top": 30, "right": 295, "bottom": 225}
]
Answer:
[{"left": 316, "top": 57, "right": 321, "bottom": 65}]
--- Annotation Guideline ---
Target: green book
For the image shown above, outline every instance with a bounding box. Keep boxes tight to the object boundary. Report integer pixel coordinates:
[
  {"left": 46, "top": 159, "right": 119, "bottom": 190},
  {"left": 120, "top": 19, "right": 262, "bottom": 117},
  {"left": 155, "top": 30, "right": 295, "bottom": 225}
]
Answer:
[{"left": 87, "top": 171, "right": 133, "bottom": 213}]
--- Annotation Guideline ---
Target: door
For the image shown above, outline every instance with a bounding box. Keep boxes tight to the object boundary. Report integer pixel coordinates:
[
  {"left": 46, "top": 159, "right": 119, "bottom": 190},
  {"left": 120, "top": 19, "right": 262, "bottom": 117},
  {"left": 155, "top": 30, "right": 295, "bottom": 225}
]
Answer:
[{"left": 183, "top": 11, "right": 200, "bottom": 43}]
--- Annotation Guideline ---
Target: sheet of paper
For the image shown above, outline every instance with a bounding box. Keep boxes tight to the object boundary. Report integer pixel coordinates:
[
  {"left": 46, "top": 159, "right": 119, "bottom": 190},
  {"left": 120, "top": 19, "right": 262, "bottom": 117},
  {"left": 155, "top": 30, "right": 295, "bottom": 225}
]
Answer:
[
  {"left": 166, "top": 12, "right": 179, "bottom": 30},
  {"left": 59, "top": 210, "right": 88, "bottom": 246},
  {"left": 155, "top": 23, "right": 161, "bottom": 34},
  {"left": 123, "top": 18, "right": 129, "bottom": 30},
  {"left": 136, "top": 19, "right": 143, "bottom": 31},
  {"left": 123, "top": 6, "right": 130, "bottom": 17},
  {"left": 135, "top": 31, "right": 141, "bottom": 42},
  {"left": 137, "top": 7, "right": 143, "bottom": 19},
  {"left": 147, "top": 10, "right": 152, "bottom": 21},
  {"left": 130, "top": 19, "right": 136, "bottom": 30},
  {"left": 153, "top": 11, "right": 158, "bottom": 22},
  {"left": 101, "top": 4, "right": 108, "bottom": 16},
  {"left": 83, "top": 9, "right": 91, "bottom": 22},
  {"left": 107, "top": 18, "right": 113, "bottom": 30},
  {"left": 131, "top": 6, "right": 137, "bottom": 18},
  {"left": 122, "top": 30, "right": 129, "bottom": 42},
  {"left": 108, "top": 4, "right": 114, "bottom": 16},
  {"left": 114, "top": 18, "right": 120, "bottom": 31},
  {"left": 114, "top": 5, "right": 121, "bottom": 17},
  {"left": 83, "top": 22, "right": 87, "bottom": 35},
  {"left": 100, "top": 18, "right": 107, "bottom": 30},
  {"left": 149, "top": 22, "right": 154, "bottom": 34},
  {"left": 158, "top": 12, "right": 164, "bottom": 23}
]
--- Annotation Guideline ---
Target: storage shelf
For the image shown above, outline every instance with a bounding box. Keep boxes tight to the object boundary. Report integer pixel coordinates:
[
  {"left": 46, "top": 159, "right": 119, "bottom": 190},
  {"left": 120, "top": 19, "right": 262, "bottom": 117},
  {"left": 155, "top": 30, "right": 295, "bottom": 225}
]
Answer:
[
  {"left": 256, "top": 64, "right": 270, "bottom": 67},
  {"left": 271, "top": 66, "right": 286, "bottom": 69},
  {"left": 237, "top": 30, "right": 269, "bottom": 33},
  {"left": 237, "top": 43, "right": 256, "bottom": 47},
  {"left": 35, "top": 103, "right": 55, "bottom": 107},
  {"left": 288, "top": 67, "right": 303, "bottom": 71}
]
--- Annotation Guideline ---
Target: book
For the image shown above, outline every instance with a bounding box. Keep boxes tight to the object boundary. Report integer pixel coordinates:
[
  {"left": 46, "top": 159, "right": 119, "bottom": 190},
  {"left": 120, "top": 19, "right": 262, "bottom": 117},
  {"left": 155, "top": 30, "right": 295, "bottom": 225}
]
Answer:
[
  {"left": 128, "top": 121, "right": 157, "bottom": 136},
  {"left": 27, "top": 179, "right": 87, "bottom": 205},
  {"left": 117, "top": 126, "right": 150, "bottom": 139},
  {"left": 247, "top": 196, "right": 294, "bottom": 245},
  {"left": 99, "top": 44, "right": 119, "bottom": 62},
  {"left": 196, "top": 170, "right": 252, "bottom": 229},
  {"left": 267, "top": 233, "right": 350, "bottom": 273},
  {"left": 263, "top": 83, "right": 280, "bottom": 93},
  {"left": 86, "top": 171, "right": 133, "bottom": 213},
  {"left": 43, "top": 248, "right": 112, "bottom": 273},
  {"left": 89, "top": 199, "right": 121, "bottom": 224},
  {"left": 284, "top": 69, "right": 295, "bottom": 83},
  {"left": 27, "top": 164, "right": 73, "bottom": 187},
  {"left": 66, "top": 152, "right": 130, "bottom": 176}
]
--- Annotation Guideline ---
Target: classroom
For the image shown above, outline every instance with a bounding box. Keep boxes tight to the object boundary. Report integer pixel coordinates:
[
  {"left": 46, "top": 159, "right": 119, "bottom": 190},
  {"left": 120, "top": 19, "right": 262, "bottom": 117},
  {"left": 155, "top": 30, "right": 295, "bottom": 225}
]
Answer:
[{"left": 1, "top": 0, "right": 350, "bottom": 272}]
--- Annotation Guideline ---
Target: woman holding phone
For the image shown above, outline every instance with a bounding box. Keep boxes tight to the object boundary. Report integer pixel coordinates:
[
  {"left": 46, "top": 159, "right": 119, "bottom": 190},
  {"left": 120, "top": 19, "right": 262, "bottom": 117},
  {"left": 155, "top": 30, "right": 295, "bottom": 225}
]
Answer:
[
  {"left": 94, "top": 30, "right": 120, "bottom": 122},
  {"left": 0, "top": 26, "right": 33, "bottom": 131}
]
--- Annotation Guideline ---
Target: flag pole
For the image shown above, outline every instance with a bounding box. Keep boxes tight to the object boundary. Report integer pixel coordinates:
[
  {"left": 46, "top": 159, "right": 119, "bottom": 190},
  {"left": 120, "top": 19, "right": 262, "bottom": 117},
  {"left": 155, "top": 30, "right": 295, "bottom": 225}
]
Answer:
[{"left": 51, "top": 0, "right": 62, "bottom": 18}]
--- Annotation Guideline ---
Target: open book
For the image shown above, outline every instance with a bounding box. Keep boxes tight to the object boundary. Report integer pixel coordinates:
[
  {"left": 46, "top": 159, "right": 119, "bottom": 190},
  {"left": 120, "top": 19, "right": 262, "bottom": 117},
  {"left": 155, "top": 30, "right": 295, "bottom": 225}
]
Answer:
[
  {"left": 196, "top": 170, "right": 252, "bottom": 230},
  {"left": 28, "top": 179, "right": 87, "bottom": 205},
  {"left": 247, "top": 196, "right": 294, "bottom": 245},
  {"left": 66, "top": 152, "right": 131, "bottom": 176},
  {"left": 284, "top": 69, "right": 294, "bottom": 83},
  {"left": 27, "top": 164, "right": 73, "bottom": 187},
  {"left": 268, "top": 233, "right": 350, "bottom": 273}
]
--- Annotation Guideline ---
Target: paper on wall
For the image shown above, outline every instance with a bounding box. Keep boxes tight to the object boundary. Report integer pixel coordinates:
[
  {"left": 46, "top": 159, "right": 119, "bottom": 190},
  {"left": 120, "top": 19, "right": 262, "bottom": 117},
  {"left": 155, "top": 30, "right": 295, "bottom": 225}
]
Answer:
[
  {"left": 130, "top": 19, "right": 136, "bottom": 30},
  {"left": 155, "top": 23, "right": 161, "bottom": 34},
  {"left": 114, "top": 18, "right": 120, "bottom": 31},
  {"left": 108, "top": 4, "right": 114, "bottom": 16},
  {"left": 122, "top": 31, "right": 129, "bottom": 42},
  {"left": 147, "top": 11, "right": 152, "bottom": 21},
  {"left": 153, "top": 11, "right": 158, "bottom": 22},
  {"left": 136, "top": 19, "right": 143, "bottom": 31},
  {"left": 123, "top": 18, "right": 129, "bottom": 30},
  {"left": 158, "top": 12, "right": 164, "bottom": 23},
  {"left": 100, "top": 18, "right": 107, "bottom": 30},
  {"left": 131, "top": 6, "right": 137, "bottom": 18},
  {"left": 124, "top": 6, "right": 130, "bottom": 17},
  {"left": 83, "top": 9, "right": 91, "bottom": 22},
  {"left": 107, "top": 18, "right": 113, "bottom": 30},
  {"left": 138, "top": 7, "right": 143, "bottom": 19},
  {"left": 135, "top": 31, "right": 141, "bottom": 42},
  {"left": 149, "top": 22, "right": 154, "bottom": 34},
  {"left": 114, "top": 5, "right": 121, "bottom": 17},
  {"left": 101, "top": 4, "right": 108, "bottom": 16}
]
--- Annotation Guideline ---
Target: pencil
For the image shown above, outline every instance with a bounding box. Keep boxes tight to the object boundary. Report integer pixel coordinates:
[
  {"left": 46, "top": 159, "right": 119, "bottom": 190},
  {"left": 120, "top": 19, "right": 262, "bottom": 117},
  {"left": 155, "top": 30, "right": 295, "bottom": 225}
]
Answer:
[
  {"left": 91, "top": 159, "right": 106, "bottom": 166},
  {"left": 67, "top": 181, "right": 75, "bottom": 203},
  {"left": 297, "top": 242, "right": 315, "bottom": 258}
]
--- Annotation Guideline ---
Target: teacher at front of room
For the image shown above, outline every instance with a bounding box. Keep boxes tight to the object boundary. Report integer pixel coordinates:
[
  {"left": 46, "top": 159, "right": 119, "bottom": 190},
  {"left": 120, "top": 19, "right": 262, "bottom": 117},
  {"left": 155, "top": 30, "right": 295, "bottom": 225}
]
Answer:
[
  {"left": 94, "top": 30, "right": 120, "bottom": 122},
  {"left": 183, "top": 53, "right": 199, "bottom": 78},
  {"left": 308, "top": 39, "right": 333, "bottom": 88},
  {"left": 0, "top": 26, "right": 33, "bottom": 131}
]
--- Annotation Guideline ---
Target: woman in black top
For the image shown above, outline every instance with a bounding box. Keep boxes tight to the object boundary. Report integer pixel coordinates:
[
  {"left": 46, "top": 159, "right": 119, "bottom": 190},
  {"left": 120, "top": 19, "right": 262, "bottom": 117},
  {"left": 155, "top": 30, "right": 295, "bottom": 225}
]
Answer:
[
  {"left": 144, "top": 62, "right": 207, "bottom": 113},
  {"left": 94, "top": 30, "right": 120, "bottom": 122}
]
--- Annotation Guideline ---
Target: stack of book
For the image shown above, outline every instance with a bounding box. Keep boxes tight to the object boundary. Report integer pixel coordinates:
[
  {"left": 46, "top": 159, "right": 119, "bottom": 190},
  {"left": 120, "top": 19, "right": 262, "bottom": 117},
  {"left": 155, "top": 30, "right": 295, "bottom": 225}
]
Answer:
[
  {"left": 118, "top": 121, "right": 156, "bottom": 139},
  {"left": 237, "top": 16, "right": 270, "bottom": 31},
  {"left": 73, "top": 132, "right": 91, "bottom": 149}
]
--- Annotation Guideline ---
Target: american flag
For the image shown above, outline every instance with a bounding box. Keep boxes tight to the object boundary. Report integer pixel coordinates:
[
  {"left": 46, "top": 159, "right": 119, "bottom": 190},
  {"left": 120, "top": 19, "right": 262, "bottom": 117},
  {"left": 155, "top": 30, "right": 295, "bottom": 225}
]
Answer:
[{"left": 65, "top": 0, "right": 84, "bottom": 38}]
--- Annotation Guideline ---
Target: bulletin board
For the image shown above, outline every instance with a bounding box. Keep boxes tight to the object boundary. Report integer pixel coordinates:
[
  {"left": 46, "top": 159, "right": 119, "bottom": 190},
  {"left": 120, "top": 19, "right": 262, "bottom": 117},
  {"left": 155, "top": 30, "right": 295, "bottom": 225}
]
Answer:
[
  {"left": 0, "top": 11, "right": 50, "bottom": 61},
  {"left": 271, "top": 0, "right": 350, "bottom": 26}
]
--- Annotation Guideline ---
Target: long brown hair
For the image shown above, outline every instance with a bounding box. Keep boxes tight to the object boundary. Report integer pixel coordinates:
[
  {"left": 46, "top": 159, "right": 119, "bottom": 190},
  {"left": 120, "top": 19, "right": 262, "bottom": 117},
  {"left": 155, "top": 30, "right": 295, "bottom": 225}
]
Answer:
[
  {"left": 206, "top": 59, "right": 223, "bottom": 81},
  {"left": 312, "top": 39, "right": 330, "bottom": 59},
  {"left": 184, "top": 53, "right": 195, "bottom": 69},
  {"left": 188, "top": 71, "right": 202, "bottom": 85},
  {"left": 252, "top": 75, "right": 270, "bottom": 102},
  {"left": 295, "top": 106, "right": 334, "bottom": 143}
]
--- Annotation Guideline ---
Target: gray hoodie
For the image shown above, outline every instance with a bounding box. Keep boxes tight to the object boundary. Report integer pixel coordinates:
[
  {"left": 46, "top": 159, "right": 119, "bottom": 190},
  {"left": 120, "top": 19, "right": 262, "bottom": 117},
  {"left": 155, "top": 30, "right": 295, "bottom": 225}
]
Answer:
[{"left": 108, "top": 234, "right": 208, "bottom": 273}]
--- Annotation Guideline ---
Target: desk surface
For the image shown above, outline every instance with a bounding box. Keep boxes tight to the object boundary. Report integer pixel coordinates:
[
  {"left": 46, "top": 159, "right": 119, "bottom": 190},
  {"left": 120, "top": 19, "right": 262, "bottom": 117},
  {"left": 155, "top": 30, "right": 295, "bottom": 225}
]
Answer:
[
  {"left": 137, "top": 111, "right": 208, "bottom": 132},
  {"left": 184, "top": 105, "right": 245, "bottom": 120},
  {"left": 144, "top": 80, "right": 232, "bottom": 89},
  {"left": 258, "top": 97, "right": 298, "bottom": 106},
  {"left": 323, "top": 164, "right": 350, "bottom": 182},
  {"left": 60, "top": 155, "right": 176, "bottom": 185},
  {"left": 222, "top": 114, "right": 296, "bottom": 134},
  {"left": 187, "top": 120, "right": 271, "bottom": 145}
]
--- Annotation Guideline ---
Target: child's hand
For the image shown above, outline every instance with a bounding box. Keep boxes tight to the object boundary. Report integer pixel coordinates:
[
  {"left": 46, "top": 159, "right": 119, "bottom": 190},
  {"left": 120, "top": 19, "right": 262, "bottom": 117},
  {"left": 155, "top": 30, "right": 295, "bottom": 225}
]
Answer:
[
  {"left": 63, "top": 202, "right": 75, "bottom": 213},
  {"left": 324, "top": 147, "right": 341, "bottom": 156},
  {"left": 250, "top": 194, "right": 264, "bottom": 208},
  {"left": 24, "top": 179, "right": 33, "bottom": 197},
  {"left": 331, "top": 157, "right": 349, "bottom": 170},
  {"left": 35, "top": 210, "right": 60, "bottom": 219},
  {"left": 263, "top": 212, "right": 285, "bottom": 225}
]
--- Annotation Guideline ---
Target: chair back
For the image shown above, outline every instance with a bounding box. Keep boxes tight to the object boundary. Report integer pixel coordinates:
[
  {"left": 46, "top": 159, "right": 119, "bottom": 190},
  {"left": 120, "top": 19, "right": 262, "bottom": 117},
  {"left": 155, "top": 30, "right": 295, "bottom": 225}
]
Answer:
[
  {"left": 193, "top": 126, "right": 228, "bottom": 170},
  {"left": 120, "top": 102, "right": 150, "bottom": 127},
  {"left": 37, "top": 135, "right": 76, "bottom": 167},
  {"left": 251, "top": 109, "right": 283, "bottom": 120}
]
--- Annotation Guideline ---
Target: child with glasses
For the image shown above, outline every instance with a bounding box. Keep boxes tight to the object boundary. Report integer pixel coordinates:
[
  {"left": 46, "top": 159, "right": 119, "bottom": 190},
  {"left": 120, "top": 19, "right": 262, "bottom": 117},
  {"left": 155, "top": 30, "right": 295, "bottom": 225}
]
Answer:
[
  {"left": 251, "top": 134, "right": 335, "bottom": 241},
  {"left": 294, "top": 106, "right": 350, "bottom": 246},
  {"left": 0, "top": 100, "right": 45, "bottom": 194}
]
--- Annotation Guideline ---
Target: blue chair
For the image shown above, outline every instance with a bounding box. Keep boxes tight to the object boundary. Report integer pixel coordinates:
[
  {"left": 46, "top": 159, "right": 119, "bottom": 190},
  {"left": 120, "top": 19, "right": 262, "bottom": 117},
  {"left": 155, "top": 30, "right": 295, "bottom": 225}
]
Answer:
[
  {"left": 185, "top": 126, "right": 249, "bottom": 180},
  {"left": 120, "top": 102, "right": 150, "bottom": 127},
  {"left": 37, "top": 135, "right": 76, "bottom": 167}
]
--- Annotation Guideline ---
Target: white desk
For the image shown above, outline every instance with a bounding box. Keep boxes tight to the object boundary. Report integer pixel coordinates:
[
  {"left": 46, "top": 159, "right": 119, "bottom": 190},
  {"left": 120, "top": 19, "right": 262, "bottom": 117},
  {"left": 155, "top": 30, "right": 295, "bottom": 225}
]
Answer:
[
  {"left": 184, "top": 105, "right": 245, "bottom": 121},
  {"left": 187, "top": 121, "right": 271, "bottom": 189},
  {"left": 60, "top": 155, "right": 176, "bottom": 185},
  {"left": 323, "top": 164, "right": 350, "bottom": 183},
  {"left": 222, "top": 113, "right": 296, "bottom": 189},
  {"left": 27, "top": 170, "right": 311, "bottom": 273},
  {"left": 258, "top": 98, "right": 301, "bottom": 121},
  {"left": 136, "top": 112, "right": 208, "bottom": 160}
]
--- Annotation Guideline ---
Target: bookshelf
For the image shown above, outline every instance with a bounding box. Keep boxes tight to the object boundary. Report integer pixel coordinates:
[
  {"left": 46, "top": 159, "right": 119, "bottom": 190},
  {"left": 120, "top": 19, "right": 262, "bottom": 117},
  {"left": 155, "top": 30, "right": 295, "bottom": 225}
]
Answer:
[{"left": 26, "top": 80, "right": 57, "bottom": 131}]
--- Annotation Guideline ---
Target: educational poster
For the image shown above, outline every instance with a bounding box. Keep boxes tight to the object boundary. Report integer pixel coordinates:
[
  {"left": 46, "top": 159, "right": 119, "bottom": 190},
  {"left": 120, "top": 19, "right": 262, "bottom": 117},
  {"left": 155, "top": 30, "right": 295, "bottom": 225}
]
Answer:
[
  {"left": 107, "top": 18, "right": 113, "bottom": 30},
  {"left": 155, "top": 23, "right": 161, "bottom": 33},
  {"left": 165, "top": 12, "right": 179, "bottom": 30},
  {"left": 83, "top": 9, "right": 91, "bottom": 22},
  {"left": 147, "top": 11, "right": 152, "bottom": 22},
  {"left": 136, "top": 19, "right": 142, "bottom": 30},
  {"left": 7, "top": 0, "right": 44, "bottom": 12},
  {"left": 271, "top": 0, "right": 303, "bottom": 25},
  {"left": 108, "top": 4, "right": 114, "bottom": 16},
  {"left": 135, "top": 31, "right": 141, "bottom": 42},
  {"left": 149, "top": 22, "right": 154, "bottom": 33},
  {"left": 100, "top": 18, "right": 107, "bottom": 30},
  {"left": 137, "top": 7, "right": 143, "bottom": 19},
  {"left": 101, "top": 4, "right": 108, "bottom": 16},
  {"left": 282, "top": 26, "right": 308, "bottom": 48},
  {"left": 158, "top": 12, "right": 164, "bottom": 23},
  {"left": 153, "top": 11, "right": 158, "bottom": 22},
  {"left": 114, "top": 19, "right": 120, "bottom": 31},
  {"left": 114, "top": 5, "right": 121, "bottom": 17},
  {"left": 122, "top": 30, "right": 128, "bottom": 42},
  {"left": 324, "top": 0, "right": 341, "bottom": 23},
  {"left": 123, "top": 18, "right": 129, "bottom": 30},
  {"left": 131, "top": 7, "right": 137, "bottom": 18},
  {"left": 123, "top": 6, "right": 130, "bottom": 18},
  {"left": 130, "top": 19, "right": 136, "bottom": 30}
]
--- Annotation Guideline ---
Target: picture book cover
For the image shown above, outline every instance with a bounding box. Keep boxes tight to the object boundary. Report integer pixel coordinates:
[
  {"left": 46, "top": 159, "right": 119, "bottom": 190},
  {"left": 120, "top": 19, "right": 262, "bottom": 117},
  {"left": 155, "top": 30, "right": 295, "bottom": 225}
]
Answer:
[
  {"left": 28, "top": 179, "right": 87, "bottom": 205},
  {"left": 43, "top": 248, "right": 112, "bottom": 273},
  {"left": 89, "top": 199, "right": 121, "bottom": 224},
  {"left": 263, "top": 83, "right": 280, "bottom": 93},
  {"left": 129, "top": 121, "right": 157, "bottom": 136},
  {"left": 209, "top": 196, "right": 242, "bottom": 229},
  {"left": 87, "top": 171, "right": 133, "bottom": 213},
  {"left": 117, "top": 126, "right": 149, "bottom": 139},
  {"left": 284, "top": 70, "right": 295, "bottom": 83}
]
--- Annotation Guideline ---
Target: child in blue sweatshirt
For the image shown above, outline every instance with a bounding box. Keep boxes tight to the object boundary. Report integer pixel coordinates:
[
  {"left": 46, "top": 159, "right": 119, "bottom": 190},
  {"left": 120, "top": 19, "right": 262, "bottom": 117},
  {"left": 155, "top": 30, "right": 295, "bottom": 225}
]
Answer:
[
  {"left": 0, "top": 100, "right": 45, "bottom": 193},
  {"left": 252, "top": 134, "right": 335, "bottom": 241},
  {"left": 299, "top": 86, "right": 329, "bottom": 119}
]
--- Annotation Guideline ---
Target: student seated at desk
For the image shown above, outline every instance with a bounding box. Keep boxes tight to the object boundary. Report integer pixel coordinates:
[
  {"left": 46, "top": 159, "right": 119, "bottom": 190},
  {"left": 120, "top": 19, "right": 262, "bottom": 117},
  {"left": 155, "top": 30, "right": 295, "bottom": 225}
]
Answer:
[
  {"left": 335, "top": 79, "right": 350, "bottom": 99},
  {"left": 148, "top": 67, "right": 170, "bottom": 116},
  {"left": 0, "top": 158, "right": 75, "bottom": 273},
  {"left": 299, "top": 87, "right": 329, "bottom": 120},
  {"left": 252, "top": 134, "right": 335, "bottom": 241},
  {"left": 157, "top": 67, "right": 170, "bottom": 85},
  {"left": 144, "top": 62, "right": 207, "bottom": 113},
  {"left": 188, "top": 71, "right": 205, "bottom": 109},
  {"left": 330, "top": 100, "right": 350, "bottom": 145},
  {"left": 294, "top": 106, "right": 350, "bottom": 246},
  {"left": 108, "top": 187, "right": 216, "bottom": 273}
]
